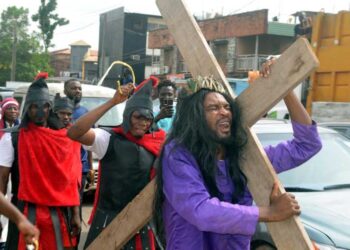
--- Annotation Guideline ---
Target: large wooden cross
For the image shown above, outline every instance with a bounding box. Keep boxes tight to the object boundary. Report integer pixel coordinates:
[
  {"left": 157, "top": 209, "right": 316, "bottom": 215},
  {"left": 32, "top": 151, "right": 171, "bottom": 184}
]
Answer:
[{"left": 87, "top": 1, "right": 319, "bottom": 249}]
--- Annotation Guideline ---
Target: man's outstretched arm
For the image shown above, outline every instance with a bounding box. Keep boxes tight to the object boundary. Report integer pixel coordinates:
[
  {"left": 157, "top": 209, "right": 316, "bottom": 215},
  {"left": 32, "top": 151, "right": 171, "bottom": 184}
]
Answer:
[
  {"left": 284, "top": 91, "right": 312, "bottom": 125},
  {"left": 67, "top": 83, "right": 134, "bottom": 145}
]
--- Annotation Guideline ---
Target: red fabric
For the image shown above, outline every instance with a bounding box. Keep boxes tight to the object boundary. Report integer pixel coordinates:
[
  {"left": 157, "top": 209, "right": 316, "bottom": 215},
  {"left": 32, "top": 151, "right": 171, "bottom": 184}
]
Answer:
[
  {"left": 150, "top": 167, "right": 156, "bottom": 180},
  {"left": 18, "top": 123, "right": 81, "bottom": 206},
  {"left": 135, "top": 76, "right": 159, "bottom": 92},
  {"left": 135, "top": 234, "right": 142, "bottom": 250},
  {"left": 112, "top": 126, "right": 165, "bottom": 157},
  {"left": 88, "top": 127, "right": 166, "bottom": 225},
  {"left": 148, "top": 229, "right": 156, "bottom": 250},
  {"left": 18, "top": 205, "right": 76, "bottom": 249},
  {"left": 34, "top": 72, "right": 48, "bottom": 80},
  {"left": 132, "top": 230, "right": 156, "bottom": 250}
]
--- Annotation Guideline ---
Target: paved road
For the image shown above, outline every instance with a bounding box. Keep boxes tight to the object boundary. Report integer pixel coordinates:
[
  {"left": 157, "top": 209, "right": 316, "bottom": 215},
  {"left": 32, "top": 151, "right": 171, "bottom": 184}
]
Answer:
[{"left": 79, "top": 201, "right": 93, "bottom": 250}]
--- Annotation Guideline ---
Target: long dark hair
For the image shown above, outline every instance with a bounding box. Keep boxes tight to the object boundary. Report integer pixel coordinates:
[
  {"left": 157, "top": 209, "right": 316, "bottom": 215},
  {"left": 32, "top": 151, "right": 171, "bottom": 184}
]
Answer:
[{"left": 154, "top": 88, "right": 248, "bottom": 244}]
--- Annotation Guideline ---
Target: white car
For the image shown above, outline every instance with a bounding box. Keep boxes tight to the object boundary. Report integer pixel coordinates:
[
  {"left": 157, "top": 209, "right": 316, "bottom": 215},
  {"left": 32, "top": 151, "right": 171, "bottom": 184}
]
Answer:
[{"left": 251, "top": 119, "right": 350, "bottom": 250}]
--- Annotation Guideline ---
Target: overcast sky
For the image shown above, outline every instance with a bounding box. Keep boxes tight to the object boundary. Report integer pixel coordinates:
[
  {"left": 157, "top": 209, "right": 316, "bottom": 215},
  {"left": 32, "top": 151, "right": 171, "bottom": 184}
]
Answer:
[{"left": 1, "top": 0, "right": 349, "bottom": 50}]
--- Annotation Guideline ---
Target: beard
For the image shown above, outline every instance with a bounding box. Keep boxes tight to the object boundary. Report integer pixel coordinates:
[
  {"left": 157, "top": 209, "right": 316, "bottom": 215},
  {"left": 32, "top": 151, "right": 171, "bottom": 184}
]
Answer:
[
  {"left": 67, "top": 94, "right": 81, "bottom": 105},
  {"left": 72, "top": 96, "right": 81, "bottom": 105},
  {"left": 207, "top": 127, "right": 234, "bottom": 147}
]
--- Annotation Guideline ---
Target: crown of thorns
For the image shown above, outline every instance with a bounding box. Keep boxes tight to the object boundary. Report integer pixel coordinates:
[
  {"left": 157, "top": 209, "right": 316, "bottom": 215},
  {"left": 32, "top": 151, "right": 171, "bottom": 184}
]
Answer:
[{"left": 187, "top": 75, "right": 226, "bottom": 94}]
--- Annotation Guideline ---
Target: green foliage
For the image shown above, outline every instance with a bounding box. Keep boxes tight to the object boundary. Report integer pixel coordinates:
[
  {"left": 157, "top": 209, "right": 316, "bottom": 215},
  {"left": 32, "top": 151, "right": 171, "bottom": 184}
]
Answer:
[
  {"left": 0, "top": 6, "right": 29, "bottom": 38},
  {"left": 186, "top": 78, "right": 197, "bottom": 93},
  {"left": 0, "top": 6, "right": 53, "bottom": 85},
  {"left": 32, "top": 0, "right": 69, "bottom": 51}
]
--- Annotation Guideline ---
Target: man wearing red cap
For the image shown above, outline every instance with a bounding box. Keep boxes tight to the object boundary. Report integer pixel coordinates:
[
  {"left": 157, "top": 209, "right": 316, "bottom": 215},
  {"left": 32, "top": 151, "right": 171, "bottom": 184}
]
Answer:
[
  {"left": 0, "top": 98, "right": 20, "bottom": 139},
  {"left": 68, "top": 78, "right": 166, "bottom": 250}
]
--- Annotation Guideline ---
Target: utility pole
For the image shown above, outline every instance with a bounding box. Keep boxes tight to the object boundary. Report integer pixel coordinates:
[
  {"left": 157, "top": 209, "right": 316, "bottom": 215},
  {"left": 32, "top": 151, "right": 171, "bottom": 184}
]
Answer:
[{"left": 11, "top": 20, "right": 17, "bottom": 81}]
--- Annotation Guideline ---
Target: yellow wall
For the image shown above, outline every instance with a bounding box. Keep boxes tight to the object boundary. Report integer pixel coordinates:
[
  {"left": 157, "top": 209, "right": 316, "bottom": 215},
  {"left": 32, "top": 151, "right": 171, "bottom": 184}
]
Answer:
[{"left": 307, "top": 11, "right": 350, "bottom": 113}]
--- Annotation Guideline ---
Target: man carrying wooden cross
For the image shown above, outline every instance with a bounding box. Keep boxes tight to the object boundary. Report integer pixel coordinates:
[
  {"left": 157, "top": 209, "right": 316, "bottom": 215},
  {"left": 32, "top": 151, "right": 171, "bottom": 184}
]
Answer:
[{"left": 154, "top": 74, "right": 322, "bottom": 249}]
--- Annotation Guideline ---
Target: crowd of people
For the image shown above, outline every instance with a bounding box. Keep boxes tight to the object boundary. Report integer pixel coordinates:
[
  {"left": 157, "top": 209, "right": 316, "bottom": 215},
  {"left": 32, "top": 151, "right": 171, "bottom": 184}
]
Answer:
[{"left": 0, "top": 63, "right": 322, "bottom": 250}]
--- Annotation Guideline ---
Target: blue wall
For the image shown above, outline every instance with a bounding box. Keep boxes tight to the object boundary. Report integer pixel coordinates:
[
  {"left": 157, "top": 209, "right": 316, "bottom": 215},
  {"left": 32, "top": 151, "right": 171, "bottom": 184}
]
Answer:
[{"left": 227, "top": 78, "right": 249, "bottom": 96}]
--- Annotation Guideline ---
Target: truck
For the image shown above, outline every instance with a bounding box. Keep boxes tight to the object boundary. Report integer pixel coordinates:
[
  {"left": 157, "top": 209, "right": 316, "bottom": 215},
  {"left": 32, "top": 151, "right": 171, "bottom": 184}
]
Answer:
[{"left": 306, "top": 11, "right": 350, "bottom": 122}]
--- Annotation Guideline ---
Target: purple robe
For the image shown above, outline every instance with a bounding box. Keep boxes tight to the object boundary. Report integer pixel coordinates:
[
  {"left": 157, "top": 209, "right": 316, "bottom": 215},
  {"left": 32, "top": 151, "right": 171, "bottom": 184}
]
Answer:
[{"left": 162, "top": 121, "right": 322, "bottom": 249}]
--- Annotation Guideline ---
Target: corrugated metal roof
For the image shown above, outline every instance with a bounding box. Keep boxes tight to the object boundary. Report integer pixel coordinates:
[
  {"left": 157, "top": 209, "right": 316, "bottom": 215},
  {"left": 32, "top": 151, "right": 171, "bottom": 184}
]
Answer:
[
  {"left": 50, "top": 48, "right": 70, "bottom": 55},
  {"left": 267, "top": 22, "right": 295, "bottom": 37}
]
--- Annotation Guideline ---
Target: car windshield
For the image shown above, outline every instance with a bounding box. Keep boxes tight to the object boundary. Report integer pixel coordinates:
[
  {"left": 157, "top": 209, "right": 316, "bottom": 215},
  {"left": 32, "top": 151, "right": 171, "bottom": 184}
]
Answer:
[
  {"left": 80, "top": 97, "right": 125, "bottom": 127},
  {"left": 257, "top": 132, "right": 350, "bottom": 190}
]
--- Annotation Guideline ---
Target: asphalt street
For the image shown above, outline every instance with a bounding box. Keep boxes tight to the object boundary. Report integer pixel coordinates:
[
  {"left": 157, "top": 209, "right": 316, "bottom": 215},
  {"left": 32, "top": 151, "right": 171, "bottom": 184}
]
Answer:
[{"left": 79, "top": 201, "right": 93, "bottom": 250}]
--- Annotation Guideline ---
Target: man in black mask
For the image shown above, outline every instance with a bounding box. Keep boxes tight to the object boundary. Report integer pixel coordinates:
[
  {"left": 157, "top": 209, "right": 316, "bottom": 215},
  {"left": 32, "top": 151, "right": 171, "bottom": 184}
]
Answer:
[
  {"left": 53, "top": 93, "right": 74, "bottom": 127},
  {"left": 67, "top": 79, "right": 166, "bottom": 249},
  {"left": 0, "top": 76, "right": 81, "bottom": 249}
]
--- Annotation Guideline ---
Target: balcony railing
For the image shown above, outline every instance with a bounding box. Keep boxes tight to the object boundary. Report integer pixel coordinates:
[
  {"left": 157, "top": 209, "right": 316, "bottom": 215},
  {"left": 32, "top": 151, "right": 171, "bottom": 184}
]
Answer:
[{"left": 235, "top": 54, "right": 270, "bottom": 71}]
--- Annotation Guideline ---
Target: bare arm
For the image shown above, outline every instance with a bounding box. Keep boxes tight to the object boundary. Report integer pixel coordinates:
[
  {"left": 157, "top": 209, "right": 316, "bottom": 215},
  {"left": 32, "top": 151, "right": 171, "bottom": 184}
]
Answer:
[
  {"left": 0, "top": 192, "right": 25, "bottom": 224},
  {"left": 0, "top": 166, "right": 10, "bottom": 194},
  {"left": 67, "top": 83, "right": 134, "bottom": 145},
  {"left": 283, "top": 91, "right": 312, "bottom": 125},
  {"left": 154, "top": 106, "right": 174, "bottom": 123},
  {"left": 70, "top": 206, "right": 81, "bottom": 236},
  {"left": 0, "top": 192, "right": 39, "bottom": 243},
  {"left": 260, "top": 58, "right": 312, "bottom": 125},
  {"left": 258, "top": 182, "right": 300, "bottom": 222}
]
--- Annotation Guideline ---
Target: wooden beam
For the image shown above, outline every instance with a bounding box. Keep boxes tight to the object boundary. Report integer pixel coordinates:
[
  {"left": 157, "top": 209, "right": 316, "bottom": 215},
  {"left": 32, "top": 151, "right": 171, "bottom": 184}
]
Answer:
[
  {"left": 238, "top": 38, "right": 319, "bottom": 127},
  {"left": 155, "top": 1, "right": 317, "bottom": 249},
  {"left": 86, "top": 180, "right": 156, "bottom": 250},
  {"left": 87, "top": 0, "right": 319, "bottom": 249},
  {"left": 155, "top": 0, "right": 235, "bottom": 98},
  {"left": 242, "top": 129, "right": 313, "bottom": 248}
]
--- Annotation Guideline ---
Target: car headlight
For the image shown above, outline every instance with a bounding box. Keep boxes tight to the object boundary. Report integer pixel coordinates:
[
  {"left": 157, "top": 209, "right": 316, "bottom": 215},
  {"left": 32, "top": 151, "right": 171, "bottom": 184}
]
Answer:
[{"left": 314, "top": 242, "right": 348, "bottom": 250}]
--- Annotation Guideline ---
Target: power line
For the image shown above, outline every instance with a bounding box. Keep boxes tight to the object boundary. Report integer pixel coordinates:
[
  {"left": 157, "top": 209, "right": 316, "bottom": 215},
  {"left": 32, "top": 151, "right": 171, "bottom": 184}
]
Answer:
[
  {"left": 56, "top": 22, "right": 96, "bottom": 35},
  {"left": 228, "top": 0, "right": 259, "bottom": 15}
]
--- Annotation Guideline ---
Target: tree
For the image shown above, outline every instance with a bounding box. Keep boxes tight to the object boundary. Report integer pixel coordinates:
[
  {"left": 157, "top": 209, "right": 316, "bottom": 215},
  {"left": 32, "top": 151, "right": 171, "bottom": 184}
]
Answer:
[
  {"left": 0, "top": 6, "right": 29, "bottom": 81},
  {"left": 0, "top": 6, "right": 53, "bottom": 85},
  {"left": 32, "top": 0, "right": 69, "bottom": 51}
]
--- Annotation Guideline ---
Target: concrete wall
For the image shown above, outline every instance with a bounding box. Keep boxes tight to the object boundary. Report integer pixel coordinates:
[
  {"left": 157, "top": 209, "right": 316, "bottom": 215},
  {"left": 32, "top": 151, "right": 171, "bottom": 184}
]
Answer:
[
  {"left": 210, "top": 40, "right": 228, "bottom": 75},
  {"left": 226, "top": 38, "right": 237, "bottom": 76},
  {"left": 50, "top": 53, "right": 70, "bottom": 77},
  {"left": 236, "top": 35, "right": 293, "bottom": 55},
  {"left": 312, "top": 102, "right": 350, "bottom": 122},
  {"left": 70, "top": 45, "right": 90, "bottom": 75}
]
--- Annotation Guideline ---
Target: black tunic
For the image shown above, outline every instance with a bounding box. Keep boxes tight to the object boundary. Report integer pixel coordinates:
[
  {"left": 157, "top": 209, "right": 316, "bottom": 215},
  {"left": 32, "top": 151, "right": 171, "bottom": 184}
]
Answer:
[{"left": 84, "top": 131, "right": 155, "bottom": 249}]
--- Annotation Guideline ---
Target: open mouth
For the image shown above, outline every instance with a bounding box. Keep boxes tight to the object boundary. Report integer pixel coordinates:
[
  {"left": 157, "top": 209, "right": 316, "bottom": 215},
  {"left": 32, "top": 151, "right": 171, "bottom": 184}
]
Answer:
[
  {"left": 217, "top": 119, "right": 231, "bottom": 127},
  {"left": 217, "top": 119, "right": 231, "bottom": 133}
]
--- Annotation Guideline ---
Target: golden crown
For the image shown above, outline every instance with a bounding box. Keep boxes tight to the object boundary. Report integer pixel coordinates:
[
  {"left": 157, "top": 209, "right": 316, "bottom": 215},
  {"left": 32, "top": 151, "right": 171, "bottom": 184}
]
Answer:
[{"left": 187, "top": 75, "right": 226, "bottom": 94}]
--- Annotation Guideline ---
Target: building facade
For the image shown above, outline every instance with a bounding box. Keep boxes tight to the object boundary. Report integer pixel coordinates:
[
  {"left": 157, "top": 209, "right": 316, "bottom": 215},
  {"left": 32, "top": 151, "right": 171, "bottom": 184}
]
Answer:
[
  {"left": 50, "top": 48, "right": 70, "bottom": 77},
  {"left": 50, "top": 41, "right": 98, "bottom": 82},
  {"left": 148, "top": 9, "right": 296, "bottom": 78},
  {"left": 98, "top": 7, "right": 165, "bottom": 88}
]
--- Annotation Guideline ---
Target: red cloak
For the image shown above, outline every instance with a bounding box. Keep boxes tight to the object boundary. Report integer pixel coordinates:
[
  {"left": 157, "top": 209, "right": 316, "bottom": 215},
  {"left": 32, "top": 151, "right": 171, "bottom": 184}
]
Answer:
[{"left": 18, "top": 123, "right": 81, "bottom": 206}]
